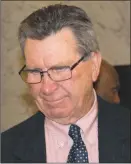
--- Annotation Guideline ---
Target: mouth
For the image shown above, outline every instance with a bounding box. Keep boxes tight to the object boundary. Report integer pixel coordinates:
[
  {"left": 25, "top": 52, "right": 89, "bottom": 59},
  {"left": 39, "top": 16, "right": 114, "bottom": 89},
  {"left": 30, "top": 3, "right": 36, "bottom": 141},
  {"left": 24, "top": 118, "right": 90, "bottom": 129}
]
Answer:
[{"left": 43, "top": 97, "right": 66, "bottom": 103}]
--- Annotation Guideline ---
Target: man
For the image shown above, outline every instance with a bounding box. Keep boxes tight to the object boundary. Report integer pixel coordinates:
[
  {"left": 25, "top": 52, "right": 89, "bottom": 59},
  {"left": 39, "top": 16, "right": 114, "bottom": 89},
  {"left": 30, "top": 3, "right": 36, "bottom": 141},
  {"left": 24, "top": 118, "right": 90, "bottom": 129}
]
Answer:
[
  {"left": 115, "top": 65, "right": 131, "bottom": 110},
  {"left": 1, "top": 4, "right": 130, "bottom": 163},
  {"left": 94, "top": 59, "right": 120, "bottom": 104}
]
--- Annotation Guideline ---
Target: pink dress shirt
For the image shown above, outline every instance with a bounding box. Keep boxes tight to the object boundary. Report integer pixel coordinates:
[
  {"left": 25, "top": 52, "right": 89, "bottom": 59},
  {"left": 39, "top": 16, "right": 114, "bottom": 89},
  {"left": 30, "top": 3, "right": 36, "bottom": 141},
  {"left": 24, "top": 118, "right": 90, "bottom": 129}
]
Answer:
[{"left": 45, "top": 90, "right": 99, "bottom": 163}]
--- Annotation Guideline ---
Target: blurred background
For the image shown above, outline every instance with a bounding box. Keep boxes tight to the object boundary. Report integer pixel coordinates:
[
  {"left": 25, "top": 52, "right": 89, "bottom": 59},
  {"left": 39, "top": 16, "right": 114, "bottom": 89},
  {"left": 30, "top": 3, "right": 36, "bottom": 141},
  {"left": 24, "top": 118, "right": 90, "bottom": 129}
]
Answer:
[{"left": 1, "top": 1, "right": 130, "bottom": 132}]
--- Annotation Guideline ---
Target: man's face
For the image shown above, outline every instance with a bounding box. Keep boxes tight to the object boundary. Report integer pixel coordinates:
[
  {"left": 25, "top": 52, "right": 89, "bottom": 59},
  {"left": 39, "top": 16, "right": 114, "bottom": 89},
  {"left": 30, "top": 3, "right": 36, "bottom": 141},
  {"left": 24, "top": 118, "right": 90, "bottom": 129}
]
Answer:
[
  {"left": 24, "top": 28, "right": 101, "bottom": 124},
  {"left": 100, "top": 76, "right": 120, "bottom": 104},
  {"left": 95, "top": 62, "right": 120, "bottom": 104}
]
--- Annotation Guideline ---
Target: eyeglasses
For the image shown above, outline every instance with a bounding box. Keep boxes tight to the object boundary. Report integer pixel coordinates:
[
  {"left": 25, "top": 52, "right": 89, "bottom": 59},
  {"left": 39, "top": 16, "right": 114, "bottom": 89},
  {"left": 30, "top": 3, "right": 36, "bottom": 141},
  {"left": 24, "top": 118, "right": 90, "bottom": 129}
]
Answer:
[{"left": 18, "top": 55, "right": 87, "bottom": 84}]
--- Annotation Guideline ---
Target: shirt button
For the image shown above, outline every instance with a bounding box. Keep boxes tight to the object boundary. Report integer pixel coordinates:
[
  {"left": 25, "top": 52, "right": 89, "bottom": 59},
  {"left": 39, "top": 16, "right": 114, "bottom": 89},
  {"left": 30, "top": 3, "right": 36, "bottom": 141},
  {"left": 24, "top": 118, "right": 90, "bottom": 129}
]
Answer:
[{"left": 58, "top": 141, "right": 64, "bottom": 148}]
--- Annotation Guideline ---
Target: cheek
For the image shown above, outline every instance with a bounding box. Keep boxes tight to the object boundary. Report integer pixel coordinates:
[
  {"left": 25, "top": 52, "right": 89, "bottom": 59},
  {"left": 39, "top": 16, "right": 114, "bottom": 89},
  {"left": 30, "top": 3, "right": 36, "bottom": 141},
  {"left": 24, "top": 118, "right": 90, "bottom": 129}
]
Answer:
[
  {"left": 105, "top": 90, "right": 115, "bottom": 101},
  {"left": 64, "top": 69, "right": 92, "bottom": 97},
  {"left": 60, "top": 80, "right": 75, "bottom": 96},
  {"left": 29, "top": 84, "right": 41, "bottom": 98},
  {"left": 77, "top": 68, "right": 92, "bottom": 85}
]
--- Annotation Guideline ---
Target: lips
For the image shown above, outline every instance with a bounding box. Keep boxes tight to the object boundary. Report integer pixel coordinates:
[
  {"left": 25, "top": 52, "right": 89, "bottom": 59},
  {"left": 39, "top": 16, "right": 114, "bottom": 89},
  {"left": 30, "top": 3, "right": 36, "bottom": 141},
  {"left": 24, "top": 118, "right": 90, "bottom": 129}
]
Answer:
[{"left": 42, "top": 96, "right": 66, "bottom": 103}]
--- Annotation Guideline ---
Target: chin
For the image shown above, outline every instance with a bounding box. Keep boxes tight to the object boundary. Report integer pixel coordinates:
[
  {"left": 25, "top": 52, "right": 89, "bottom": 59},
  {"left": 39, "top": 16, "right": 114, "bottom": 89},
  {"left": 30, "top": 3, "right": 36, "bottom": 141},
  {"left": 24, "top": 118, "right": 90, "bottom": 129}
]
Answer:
[
  {"left": 36, "top": 97, "right": 75, "bottom": 119},
  {"left": 44, "top": 106, "right": 73, "bottom": 119}
]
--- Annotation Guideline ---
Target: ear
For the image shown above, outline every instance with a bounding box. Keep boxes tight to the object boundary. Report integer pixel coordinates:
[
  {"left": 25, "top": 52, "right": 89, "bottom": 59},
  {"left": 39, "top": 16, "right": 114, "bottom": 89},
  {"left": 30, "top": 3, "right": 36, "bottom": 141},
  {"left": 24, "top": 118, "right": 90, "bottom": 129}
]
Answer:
[{"left": 91, "top": 52, "right": 102, "bottom": 82}]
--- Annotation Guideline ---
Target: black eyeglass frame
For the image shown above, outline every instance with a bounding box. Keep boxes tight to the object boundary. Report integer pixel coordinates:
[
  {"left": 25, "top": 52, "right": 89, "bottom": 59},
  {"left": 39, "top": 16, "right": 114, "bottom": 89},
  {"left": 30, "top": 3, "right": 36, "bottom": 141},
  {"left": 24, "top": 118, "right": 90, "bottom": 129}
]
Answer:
[{"left": 18, "top": 54, "right": 89, "bottom": 84}]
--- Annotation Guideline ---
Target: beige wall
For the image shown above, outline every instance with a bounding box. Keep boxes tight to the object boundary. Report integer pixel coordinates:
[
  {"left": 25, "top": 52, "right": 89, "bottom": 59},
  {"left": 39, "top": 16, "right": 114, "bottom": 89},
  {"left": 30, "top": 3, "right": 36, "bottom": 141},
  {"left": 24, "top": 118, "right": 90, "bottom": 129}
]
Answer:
[{"left": 1, "top": 1, "right": 130, "bottom": 132}]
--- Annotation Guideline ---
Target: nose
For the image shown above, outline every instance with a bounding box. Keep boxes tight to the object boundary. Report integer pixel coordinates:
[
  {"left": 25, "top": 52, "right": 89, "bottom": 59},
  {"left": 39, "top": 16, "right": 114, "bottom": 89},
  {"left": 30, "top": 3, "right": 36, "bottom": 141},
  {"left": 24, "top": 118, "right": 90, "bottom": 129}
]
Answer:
[
  {"left": 114, "top": 93, "right": 120, "bottom": 104},
  {"left": 40, "top": 73, "right": 59, "bottom": 95}
]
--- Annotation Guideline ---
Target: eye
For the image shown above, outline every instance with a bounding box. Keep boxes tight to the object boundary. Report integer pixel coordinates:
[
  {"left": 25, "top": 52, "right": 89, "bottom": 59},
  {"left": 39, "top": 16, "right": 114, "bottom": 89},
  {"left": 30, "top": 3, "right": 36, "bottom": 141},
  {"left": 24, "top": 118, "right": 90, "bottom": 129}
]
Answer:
[
  {"left": 50, "top": 66, "right": 69, "bottom": 72},
  {"left": 112, "top": 87, "right": 119, "bottom": 93},
  {"left": 24, "top": 69, "right": 40, "bottom": 74},
  {"left": 112, "top": 89, "right": 117, "bottom": 93}
]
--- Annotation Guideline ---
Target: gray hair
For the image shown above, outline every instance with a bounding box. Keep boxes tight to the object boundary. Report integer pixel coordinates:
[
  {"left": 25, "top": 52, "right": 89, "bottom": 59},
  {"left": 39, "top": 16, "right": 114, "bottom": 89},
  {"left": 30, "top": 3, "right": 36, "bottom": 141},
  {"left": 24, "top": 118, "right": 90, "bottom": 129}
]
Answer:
[{"left": 18, "top": 4, "right": 100, "bottom": 58}]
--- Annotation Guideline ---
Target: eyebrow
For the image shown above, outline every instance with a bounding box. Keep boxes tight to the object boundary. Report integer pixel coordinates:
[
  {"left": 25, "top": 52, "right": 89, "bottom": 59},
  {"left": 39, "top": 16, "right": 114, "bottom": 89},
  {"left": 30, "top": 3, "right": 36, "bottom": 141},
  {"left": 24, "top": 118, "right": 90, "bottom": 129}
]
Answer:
[
  {"left": 50, "top": 60, "right": 73, "bottom": 67},
  {"left": 25, "top": 67, "right": 43, "bottom": 71},
  {"left": 26, "top": 60, "right": 74, "bottom": 70}
]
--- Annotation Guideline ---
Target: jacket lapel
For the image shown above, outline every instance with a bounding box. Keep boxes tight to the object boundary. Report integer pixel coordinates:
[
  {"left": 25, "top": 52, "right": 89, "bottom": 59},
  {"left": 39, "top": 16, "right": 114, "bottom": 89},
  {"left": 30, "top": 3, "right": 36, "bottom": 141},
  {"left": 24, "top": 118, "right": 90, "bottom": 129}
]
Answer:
[
  {"left": 98, "top": 96, "right": 130, "bottom": 162},
  {"left": 13, "top": 112, "right": 46, "bottom": 163}
]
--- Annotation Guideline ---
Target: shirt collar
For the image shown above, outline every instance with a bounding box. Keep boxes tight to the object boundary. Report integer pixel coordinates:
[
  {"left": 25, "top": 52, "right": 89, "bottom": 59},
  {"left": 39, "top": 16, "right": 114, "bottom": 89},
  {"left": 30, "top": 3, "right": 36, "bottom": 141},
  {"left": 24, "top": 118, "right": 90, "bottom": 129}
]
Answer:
[
  {"left": 76, "top": 89, "right": 98, "bottom": 144},
  {"left": 45, "top": 89, "right": 98, "bottom": 147}
]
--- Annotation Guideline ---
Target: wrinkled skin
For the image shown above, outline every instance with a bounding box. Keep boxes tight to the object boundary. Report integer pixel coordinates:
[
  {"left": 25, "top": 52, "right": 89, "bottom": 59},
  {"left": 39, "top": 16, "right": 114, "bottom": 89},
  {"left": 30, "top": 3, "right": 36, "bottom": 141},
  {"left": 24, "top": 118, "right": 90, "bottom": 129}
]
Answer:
[{"left": 24, "top": 28, "right": 101, "bottom": 124}]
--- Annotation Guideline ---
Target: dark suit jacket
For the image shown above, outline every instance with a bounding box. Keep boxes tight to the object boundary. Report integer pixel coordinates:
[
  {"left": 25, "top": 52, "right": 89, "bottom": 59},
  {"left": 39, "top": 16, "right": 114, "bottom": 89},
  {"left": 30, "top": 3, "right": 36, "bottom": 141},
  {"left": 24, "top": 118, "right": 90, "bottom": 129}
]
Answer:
[{"left": 1, "top": 96, "right": 130, "bottom": 163}]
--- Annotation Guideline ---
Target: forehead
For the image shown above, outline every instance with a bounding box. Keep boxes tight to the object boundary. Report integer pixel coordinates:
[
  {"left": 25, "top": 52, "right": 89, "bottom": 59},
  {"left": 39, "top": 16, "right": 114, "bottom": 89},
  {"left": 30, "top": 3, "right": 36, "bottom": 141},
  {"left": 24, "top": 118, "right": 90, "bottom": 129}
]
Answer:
[
  {"left": 107, "top": 67, "right": 119, "bottom": 85},
  {"left": 100, "top": 63, "right": 119, "bottom": 87},
  {"left": 24, "top": 28, "right": 80, "bottom": 68}
]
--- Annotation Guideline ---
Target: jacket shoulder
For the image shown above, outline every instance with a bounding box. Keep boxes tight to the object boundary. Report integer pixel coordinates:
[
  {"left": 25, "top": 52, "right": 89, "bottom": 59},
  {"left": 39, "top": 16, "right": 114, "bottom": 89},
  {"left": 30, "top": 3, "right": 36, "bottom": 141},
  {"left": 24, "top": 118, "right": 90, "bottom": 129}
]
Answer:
[
  {"left": 2, "top": 112, "right": 43, "bottom": 136},
  {"left": 98, "top": 96, "right": 130, "bottom": 134},
  {"left": 1, "top": 112, "right": 44, "bottom": 162}
]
